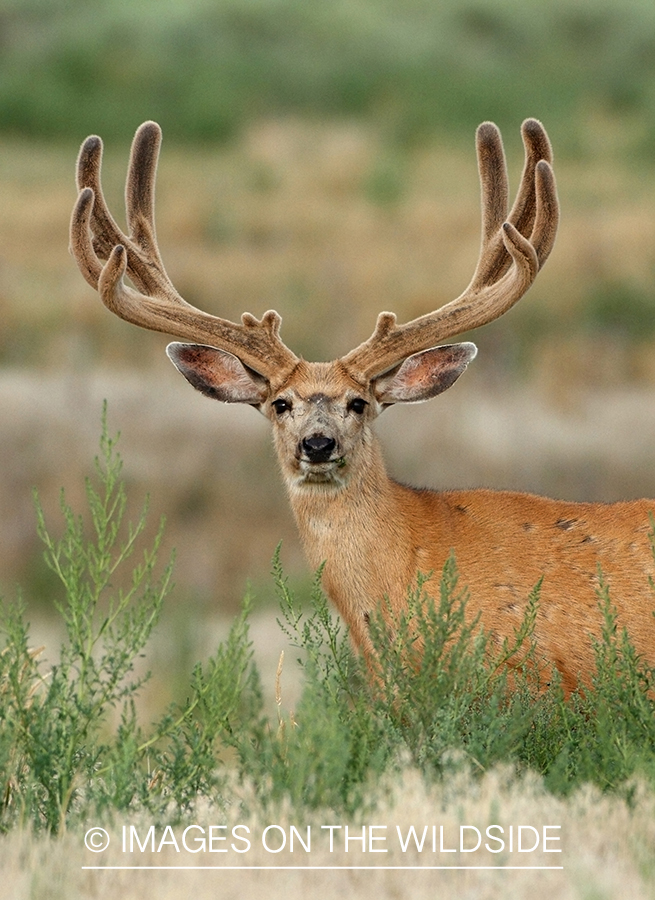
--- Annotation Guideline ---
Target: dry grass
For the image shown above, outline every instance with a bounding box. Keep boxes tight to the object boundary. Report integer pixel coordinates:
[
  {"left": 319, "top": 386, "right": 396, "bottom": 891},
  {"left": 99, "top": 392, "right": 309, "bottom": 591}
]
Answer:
[{"left": 2, "top": 768, "right": 655, "bottom": 899}]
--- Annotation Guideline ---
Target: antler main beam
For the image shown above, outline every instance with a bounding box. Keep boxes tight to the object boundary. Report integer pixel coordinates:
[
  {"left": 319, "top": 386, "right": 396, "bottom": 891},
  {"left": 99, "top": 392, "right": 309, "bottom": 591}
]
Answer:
[
  {"left": 342, "top": 118, "right": 559, "bottom": 380},
  {"left": 70, "top": 121, "right": 299, "bottom": 380},
  {"left": 71, "top": 118, "right": 557, "bottom": 385}
]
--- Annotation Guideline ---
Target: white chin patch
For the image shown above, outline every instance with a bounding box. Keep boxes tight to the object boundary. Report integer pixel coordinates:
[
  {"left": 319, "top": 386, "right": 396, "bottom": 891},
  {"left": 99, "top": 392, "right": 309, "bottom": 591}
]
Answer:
[{"left": 296, "top": 459, "right": 345, "bottom": 487}]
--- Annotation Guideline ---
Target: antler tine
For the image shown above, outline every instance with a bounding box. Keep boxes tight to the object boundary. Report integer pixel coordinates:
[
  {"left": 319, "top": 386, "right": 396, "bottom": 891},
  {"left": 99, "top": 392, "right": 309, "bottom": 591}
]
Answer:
[
  {"left": 529, "top": 157, "right": 558, "bottom": 267},
  {"left": 343, "top": 119, "right": 559, "bottom": 380},
  {"left": 73, "top": 121, "right": 179, "bottom": 301},
  {"left": 75, "top": 133, "right": 127, "bottom": 268},
  {"left": 471, "top": 117, "right": 555, "bottom": 289},
  {"left": 123, "top": 121, "right": 168, "bottom": 290},
  {"left": 125, "top": 121, "right": 160, "bottom": 244},
  {"left": 70, "top": 122, "right": 298, "bottom": 380},
  {"left": 70, "top": 186, "right": 103, "bottom": 289},
  {"left": 476, "top": 121, "right": 509, "bottom": 248},
  {"left": 513, "top": 118, "right": 554, "bottom": 252}
]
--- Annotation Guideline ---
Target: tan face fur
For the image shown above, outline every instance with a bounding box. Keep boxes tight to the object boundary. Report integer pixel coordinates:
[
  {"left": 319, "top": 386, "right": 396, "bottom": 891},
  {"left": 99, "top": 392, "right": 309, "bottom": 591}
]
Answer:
[
  {"left": 166, "top": 341, "right": 478, "bottom": 496},
  {"left": 265, "top": 360, "right": 379, "bottom": 492}
]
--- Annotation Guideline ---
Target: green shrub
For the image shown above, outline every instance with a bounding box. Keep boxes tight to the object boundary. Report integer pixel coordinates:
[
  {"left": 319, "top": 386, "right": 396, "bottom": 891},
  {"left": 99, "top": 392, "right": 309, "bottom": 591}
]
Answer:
[
  {"left": 0, "top": 406, "right": 173, "bottom": 832},
  {"left": 2, "top": 408, "right": 655, "bottom": 835}
]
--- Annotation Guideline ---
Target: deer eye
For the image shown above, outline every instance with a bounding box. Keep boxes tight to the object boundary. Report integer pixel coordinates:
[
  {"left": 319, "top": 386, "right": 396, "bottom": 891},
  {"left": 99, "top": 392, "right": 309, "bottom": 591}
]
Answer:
[
  {"left": 272, "top": 398, "right": 292, "bottom": 416},
  {"left": 347, "top": 397, "right": 367, "bottom": 415}
]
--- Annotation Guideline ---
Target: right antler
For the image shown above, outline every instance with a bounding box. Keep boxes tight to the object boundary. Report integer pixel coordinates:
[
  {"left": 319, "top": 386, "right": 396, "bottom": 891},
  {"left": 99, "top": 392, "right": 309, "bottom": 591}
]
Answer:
[
  {"left": 342, "top": 118, "right": 559, "bottom": 380},
  {"left": 70, "top": 121, "right": 299, "bottom": 381}
]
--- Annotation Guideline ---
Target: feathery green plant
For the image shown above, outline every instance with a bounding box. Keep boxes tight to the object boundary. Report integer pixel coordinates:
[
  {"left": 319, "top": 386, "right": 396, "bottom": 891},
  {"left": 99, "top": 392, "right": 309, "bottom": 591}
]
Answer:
[
  {"left": 1, "top": 406, "right": 172, "bottom": 832},
  {"left": 3, "top": 408, "right": 655, "bottom": 834}
]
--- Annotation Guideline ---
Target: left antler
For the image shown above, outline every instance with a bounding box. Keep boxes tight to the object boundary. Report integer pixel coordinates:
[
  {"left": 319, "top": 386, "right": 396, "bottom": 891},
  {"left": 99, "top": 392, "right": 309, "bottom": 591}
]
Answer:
[{"left": 342, "top": 118, "right": 559, "bottom": 380}]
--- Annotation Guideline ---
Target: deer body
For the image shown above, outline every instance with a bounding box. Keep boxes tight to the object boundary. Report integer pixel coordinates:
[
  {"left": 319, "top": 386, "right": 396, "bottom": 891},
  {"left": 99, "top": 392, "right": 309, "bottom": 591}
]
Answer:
[
  {"left": 69, "top": 117, "right": 655, "bottom": 692},
  {"left": 260, "top": 359, "right": 655, "bottom": 692},
  {"left": 292, "top": 459, "right": 655, "bottom": 693}
]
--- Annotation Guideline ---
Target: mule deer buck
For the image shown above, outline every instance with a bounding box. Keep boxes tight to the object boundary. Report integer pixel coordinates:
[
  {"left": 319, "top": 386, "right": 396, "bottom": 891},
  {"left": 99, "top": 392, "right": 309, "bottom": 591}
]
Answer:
[{"left": 70, "top": 119, "right": 655, "bottom": 694}]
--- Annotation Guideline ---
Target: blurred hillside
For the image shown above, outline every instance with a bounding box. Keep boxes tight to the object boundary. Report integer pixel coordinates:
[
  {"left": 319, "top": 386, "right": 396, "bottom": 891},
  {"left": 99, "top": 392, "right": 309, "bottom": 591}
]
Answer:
[
  {"left": 1, "top": 0, "right": 655, "bottom": 620},
  {"left": 1, "top": 0, "right": 654, "bottom": 153}
]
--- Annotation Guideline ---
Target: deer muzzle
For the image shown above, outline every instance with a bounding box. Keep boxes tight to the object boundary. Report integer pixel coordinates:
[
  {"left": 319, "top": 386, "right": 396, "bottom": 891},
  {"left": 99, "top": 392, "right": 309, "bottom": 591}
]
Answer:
[{"left": 301, "top": 434, "right": 337, "bottom": 463}]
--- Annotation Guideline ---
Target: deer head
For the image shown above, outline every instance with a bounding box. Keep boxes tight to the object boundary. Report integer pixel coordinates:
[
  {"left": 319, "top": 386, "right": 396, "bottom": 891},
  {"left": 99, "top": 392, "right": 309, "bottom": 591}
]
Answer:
[{"left": 70, "top": 119, "right": 558, "bottom": 497}]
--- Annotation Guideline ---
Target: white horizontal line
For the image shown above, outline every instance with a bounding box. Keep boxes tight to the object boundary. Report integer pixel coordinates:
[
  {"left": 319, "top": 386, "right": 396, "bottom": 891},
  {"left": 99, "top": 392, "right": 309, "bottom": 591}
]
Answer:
[{"left": 82, "top": 865, "right": 564, "bottom": 871}]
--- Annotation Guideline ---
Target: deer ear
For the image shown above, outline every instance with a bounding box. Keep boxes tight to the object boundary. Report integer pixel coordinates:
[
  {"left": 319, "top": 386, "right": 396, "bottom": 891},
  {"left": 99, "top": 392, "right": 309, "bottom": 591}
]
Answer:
[
  {"left": 166, "top": 343, "right": 269, "bottom": 405},
  {"left": 374, "top": 342, "right": 477, "bottom": 405}
]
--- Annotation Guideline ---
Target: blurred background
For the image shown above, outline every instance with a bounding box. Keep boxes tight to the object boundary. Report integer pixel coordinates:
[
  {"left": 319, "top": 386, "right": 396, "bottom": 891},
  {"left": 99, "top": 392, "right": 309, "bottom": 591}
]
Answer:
[{"left": 1, "top": 0, "right": 655, "bottom": 700}]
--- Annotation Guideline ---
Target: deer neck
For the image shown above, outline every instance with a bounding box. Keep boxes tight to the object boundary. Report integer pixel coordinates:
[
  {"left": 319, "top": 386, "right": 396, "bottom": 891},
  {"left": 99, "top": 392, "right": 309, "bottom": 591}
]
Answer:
[
  {"left": 282, "top": 431, "right": 423, "bottom": 642},
  {"left": 285, "top": 435, "right": 408, "bottom": 570}
]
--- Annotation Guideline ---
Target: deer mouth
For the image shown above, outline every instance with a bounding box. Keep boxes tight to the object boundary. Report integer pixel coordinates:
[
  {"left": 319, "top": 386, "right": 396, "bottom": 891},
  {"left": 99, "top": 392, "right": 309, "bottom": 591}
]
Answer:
[
  {"left": 296, "top": 435, "right": 346, "bottom": 484},
  {"left": 297, "top": 456, "right": 346, "bottom": 484}
]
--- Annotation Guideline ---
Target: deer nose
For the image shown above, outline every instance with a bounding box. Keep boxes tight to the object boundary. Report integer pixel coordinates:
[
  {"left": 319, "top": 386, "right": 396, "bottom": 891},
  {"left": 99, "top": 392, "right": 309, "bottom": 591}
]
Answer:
[{"left": 301, "top": 434, "right": 337, "bottom": 462}]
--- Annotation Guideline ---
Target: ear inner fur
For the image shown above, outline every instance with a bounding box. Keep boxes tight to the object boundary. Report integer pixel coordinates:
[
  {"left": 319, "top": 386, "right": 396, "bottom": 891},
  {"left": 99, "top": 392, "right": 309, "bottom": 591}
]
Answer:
[
  {"left": 374, "top": 343, "right": 478, "bottom": 404},
  {"left": 166, "top": 343, "right": 268, "bottom": 404}
]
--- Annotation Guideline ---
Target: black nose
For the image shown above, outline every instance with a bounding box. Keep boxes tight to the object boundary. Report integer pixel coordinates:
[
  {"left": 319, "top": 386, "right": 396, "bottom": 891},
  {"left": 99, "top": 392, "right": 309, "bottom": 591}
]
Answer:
[{"left": 301, "top": 434, "right": 337, "bottom": 462}]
